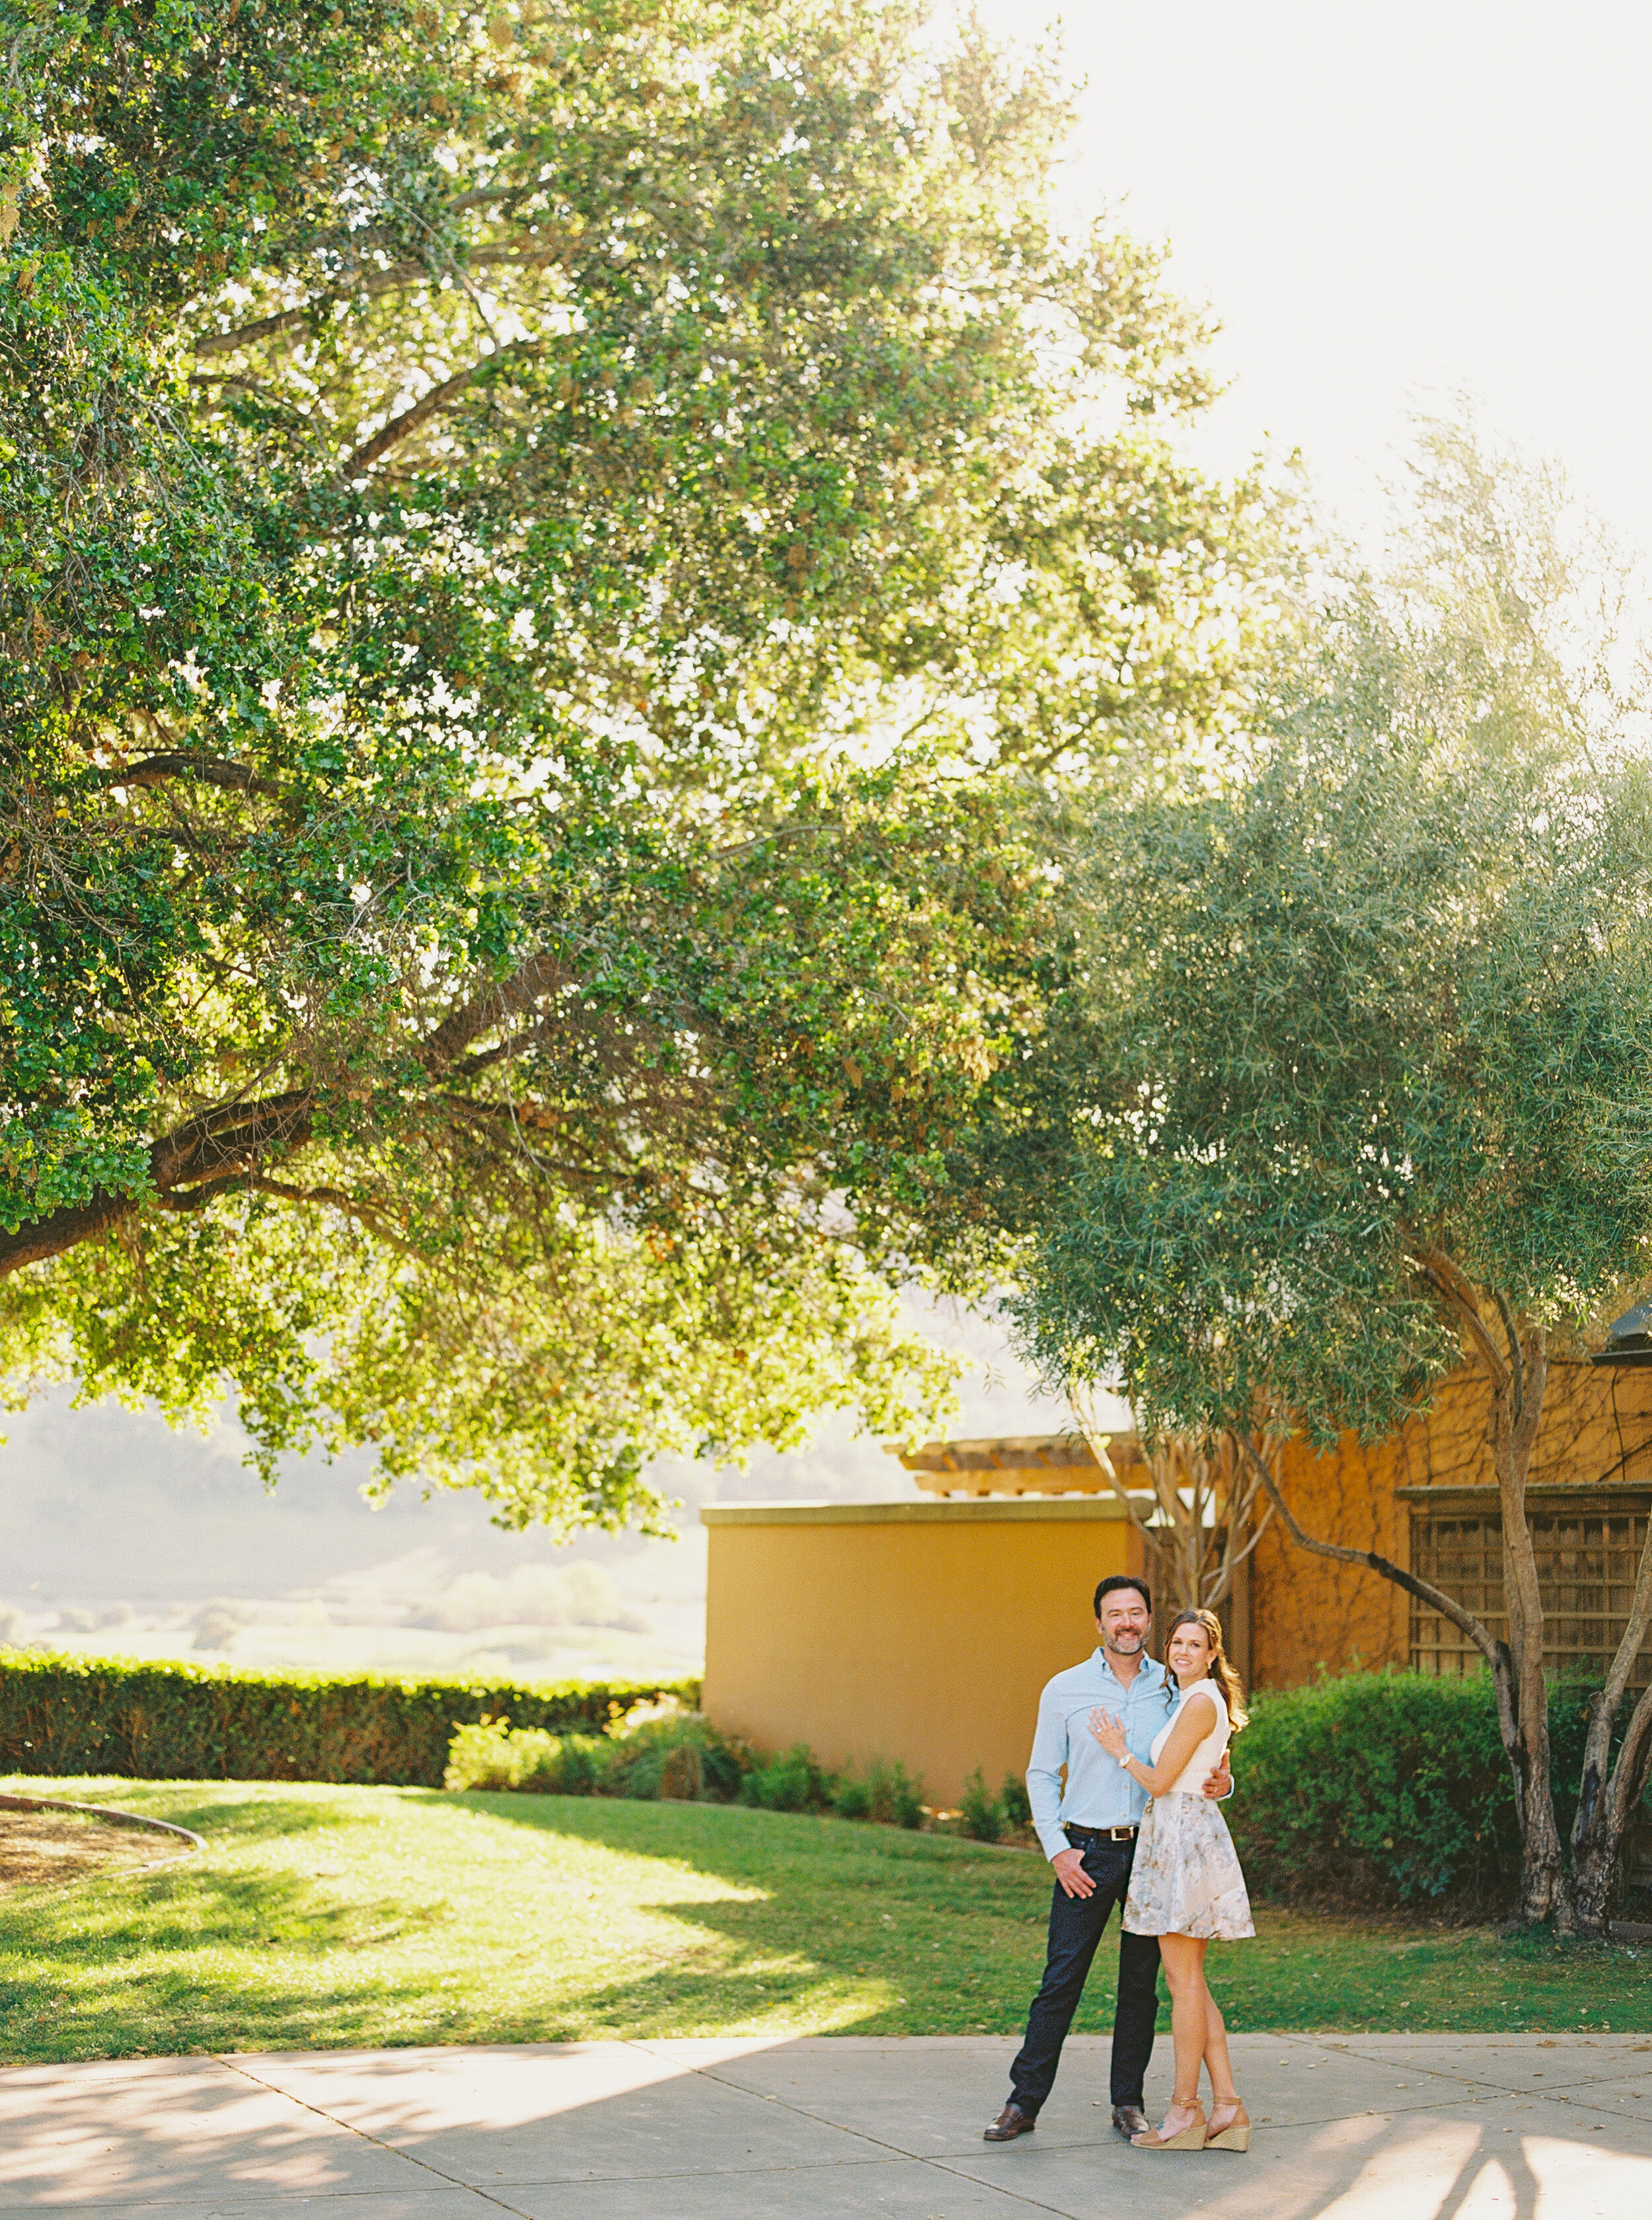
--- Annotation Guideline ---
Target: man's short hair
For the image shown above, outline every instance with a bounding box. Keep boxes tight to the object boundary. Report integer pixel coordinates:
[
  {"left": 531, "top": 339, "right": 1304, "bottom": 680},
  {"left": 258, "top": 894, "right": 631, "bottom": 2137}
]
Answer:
[{"left": 1094, "top": 1572, "right": 1152, "bottom": 1617}]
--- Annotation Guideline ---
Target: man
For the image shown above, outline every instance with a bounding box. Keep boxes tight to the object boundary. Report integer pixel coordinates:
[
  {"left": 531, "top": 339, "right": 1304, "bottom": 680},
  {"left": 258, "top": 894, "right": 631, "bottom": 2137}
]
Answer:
[{"left": 983, "top": 1574, "right": 1233, "bottom": 2145}]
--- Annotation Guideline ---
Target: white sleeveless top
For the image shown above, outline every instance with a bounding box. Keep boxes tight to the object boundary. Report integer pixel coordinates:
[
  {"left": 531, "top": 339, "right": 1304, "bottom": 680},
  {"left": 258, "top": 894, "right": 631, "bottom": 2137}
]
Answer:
[{"left": 1148, "top": 1676, "right": 1230, "bottom": 1796}]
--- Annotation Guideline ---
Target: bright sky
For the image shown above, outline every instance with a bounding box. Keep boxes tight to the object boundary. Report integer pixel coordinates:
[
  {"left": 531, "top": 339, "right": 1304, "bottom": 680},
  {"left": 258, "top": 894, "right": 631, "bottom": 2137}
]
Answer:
[{"left": 972, "top": 0, "right": 1652, "bottom": 553}]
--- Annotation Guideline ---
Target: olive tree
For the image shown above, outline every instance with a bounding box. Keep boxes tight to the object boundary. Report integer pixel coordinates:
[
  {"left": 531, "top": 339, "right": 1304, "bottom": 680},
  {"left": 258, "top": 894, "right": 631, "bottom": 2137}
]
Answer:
[
  {"left": 1010, "top": 425, "right": 1652, "bottom": 1929},
  {"left": 1069, "top": 1388, "right": 1276, "bottom": 1615}
]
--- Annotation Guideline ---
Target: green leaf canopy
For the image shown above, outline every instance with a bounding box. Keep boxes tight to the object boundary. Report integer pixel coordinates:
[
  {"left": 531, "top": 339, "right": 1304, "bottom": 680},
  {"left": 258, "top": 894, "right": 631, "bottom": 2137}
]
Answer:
[{"left": 1, "top": 0, "right": 1269, "bottom": 1526}]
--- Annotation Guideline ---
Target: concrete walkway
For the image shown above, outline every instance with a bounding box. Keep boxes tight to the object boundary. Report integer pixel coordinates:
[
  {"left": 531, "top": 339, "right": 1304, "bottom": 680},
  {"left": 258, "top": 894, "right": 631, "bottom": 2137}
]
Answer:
[{"left": 1, "top": 2034, "right": 1649, "bottom": 2218}]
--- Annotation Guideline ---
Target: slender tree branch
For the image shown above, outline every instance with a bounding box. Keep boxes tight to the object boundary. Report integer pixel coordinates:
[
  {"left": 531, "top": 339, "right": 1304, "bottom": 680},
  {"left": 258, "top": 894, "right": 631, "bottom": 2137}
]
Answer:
[
  {"left": 1232, "top": 1429, "right": 1510, "bottom": 1676},
  {"left": 151, "top": 1169, "right": 260, "bottom": 1213},
  {"left": 1069, "top": 1394, "right": 1160, "bottom": 1561},
  {"left": 1222, "top": 1496, "right": 1275, "bottom": 1577},
  {"left": 192, "top": 246, "right": 569, "bottom": 357},
  {"left": 247, "top": 1175, "right": 422, "bottom": 1257},
  {"left": 338, "top": 340, "right": 539, "bottom": 480}
]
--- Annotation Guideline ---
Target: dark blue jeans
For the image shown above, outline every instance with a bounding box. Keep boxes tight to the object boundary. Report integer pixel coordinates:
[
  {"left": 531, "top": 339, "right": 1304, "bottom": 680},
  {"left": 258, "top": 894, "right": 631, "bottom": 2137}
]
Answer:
[{"left": 1008, "top": 1834, "right": 1161, "bottom": 2114}]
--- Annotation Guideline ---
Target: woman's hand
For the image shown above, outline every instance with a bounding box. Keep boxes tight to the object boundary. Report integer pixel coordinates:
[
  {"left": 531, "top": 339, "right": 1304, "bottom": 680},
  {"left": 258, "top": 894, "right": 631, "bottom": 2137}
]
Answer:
[{"left": 1088, "top": 1705, "right": 1128, "bottom": 1759}]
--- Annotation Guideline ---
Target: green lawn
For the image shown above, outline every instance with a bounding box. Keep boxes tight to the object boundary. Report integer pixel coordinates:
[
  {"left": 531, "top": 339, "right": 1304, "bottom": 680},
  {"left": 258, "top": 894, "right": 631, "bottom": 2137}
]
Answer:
[{"left": 2, "top": 1779, "right": 1649, "bottom": 2064}]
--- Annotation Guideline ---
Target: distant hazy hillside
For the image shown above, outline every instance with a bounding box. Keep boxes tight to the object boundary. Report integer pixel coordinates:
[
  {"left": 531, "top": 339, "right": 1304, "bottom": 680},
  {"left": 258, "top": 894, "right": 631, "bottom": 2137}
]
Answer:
[{"left": 0, "top": 1300, "right": 1101, "bottom": 1676}]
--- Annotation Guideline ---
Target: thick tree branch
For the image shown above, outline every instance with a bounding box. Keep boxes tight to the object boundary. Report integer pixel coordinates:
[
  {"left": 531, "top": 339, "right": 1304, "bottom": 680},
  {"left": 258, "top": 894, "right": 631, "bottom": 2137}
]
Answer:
[
  {"left": 193, "top": 305, "right": 318, "bottom": 355},
  {"left": 1495, "top": 1288, "right": 1526, "bottom": 1423},
  {"left": 113, "top": 753, "right": 285, "bottom": 802},
  {"left": 0, "top": 1194, "right": 134, "bottom": 1275},
  {"left": 1412, "top": 1242, "right": 1510, "bottom": 1388},
  {"left": 153, "top": 1091, "right": 314, "bottom": 1188},
  {"left": 422, "top": 949, "right": 571, "bottom": 1073},
  {"left": 0, "top": 1092, "right": 316, "bottom": 1280},
  {"left": 1606, "top": 1681, "right": 1652, "bottom": 1842},
  {"left": 1572, "top": 1504, "right": 1652, "bottom": 1847}
]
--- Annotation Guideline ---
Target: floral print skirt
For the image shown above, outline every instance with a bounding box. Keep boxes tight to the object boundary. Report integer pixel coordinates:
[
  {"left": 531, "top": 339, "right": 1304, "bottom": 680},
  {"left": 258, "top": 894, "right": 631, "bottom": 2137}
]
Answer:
[{"left": 1123, "top": 1793, "right": 1256, "bottom": 1941}]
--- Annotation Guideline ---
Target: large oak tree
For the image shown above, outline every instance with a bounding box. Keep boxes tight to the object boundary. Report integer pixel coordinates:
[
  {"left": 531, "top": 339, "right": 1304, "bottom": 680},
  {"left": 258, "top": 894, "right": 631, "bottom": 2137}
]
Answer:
[{"left": 1, "top": 0, "right": 1275, "bottom": 1528}]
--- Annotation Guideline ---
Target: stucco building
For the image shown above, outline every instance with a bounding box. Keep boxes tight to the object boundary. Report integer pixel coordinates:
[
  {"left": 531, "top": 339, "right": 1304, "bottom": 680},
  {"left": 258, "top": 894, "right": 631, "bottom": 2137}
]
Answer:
[{"left": 700, "top": 1362, "right": 1652, "bottom": 1811}]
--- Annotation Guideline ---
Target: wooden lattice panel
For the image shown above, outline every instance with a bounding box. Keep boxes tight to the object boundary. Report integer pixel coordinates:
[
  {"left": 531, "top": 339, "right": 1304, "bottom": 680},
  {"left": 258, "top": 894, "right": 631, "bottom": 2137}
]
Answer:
[{"left": 1406, "top": 1487, "right": 1652, "bottom": 1687}]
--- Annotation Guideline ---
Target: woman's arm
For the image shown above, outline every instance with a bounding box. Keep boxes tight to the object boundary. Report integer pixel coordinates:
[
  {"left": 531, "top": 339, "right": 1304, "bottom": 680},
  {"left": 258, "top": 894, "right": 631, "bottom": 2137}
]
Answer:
[{"left": 1089, "top": 1693, "right": 1217, "bottom": 1796}]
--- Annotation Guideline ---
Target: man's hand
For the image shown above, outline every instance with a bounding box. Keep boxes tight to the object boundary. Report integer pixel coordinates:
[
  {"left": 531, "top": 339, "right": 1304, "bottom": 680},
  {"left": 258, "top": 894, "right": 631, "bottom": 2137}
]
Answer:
[
  {"left": 1201, "top": 1752, "right": 1233, "bottom": 1800},
  {"left": 1051, "top": 1847, "right": 1096, "bottom": 1899}
]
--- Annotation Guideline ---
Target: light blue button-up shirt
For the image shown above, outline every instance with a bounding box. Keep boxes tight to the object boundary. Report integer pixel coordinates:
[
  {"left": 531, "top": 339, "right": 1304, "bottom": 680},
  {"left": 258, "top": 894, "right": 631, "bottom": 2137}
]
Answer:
[{"left": 1026, "top": 1648, "right": 1176, "bottom": 1861}]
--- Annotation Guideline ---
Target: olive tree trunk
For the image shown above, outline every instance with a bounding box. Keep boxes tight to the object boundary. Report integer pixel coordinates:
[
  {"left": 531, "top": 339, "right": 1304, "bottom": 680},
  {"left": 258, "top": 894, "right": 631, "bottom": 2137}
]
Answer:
[
  {"left": 1480, "top": 1312, "right": 1569, "bottom": 1925},
  {"left": 1238, "top": 1254, "right": 1583, "bottom": 1927},
  {"left": 1566, "top": 1514, "right": 1652, "bottom": 1931}
]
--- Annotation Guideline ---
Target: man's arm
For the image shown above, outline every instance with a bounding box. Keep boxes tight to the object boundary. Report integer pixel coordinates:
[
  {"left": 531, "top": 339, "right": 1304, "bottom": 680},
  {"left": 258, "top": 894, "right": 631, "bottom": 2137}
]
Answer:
[
  {"left": 1028, "top": 1687, "right": 1097, "bottom": 1899},
  {"left": 1025, "top": 1686, "right": 1070, "bottom": 1863}
]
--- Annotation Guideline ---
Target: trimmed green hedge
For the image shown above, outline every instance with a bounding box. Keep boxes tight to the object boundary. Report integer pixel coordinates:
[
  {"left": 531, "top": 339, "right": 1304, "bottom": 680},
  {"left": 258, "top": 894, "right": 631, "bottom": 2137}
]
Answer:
[
  {"left": 0, "top": 1651, "right": 700, "bottom": 1788},
  {"left": 1227, "top": 1668, "right": 1618, "bottom": 1915}
]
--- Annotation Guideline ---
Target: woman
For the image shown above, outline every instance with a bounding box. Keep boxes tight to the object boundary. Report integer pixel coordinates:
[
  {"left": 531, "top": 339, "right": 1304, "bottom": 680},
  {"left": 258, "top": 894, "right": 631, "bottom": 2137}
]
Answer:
[{"left": 1089, "top": 1607, "right": 1254, "bottom": 2153}]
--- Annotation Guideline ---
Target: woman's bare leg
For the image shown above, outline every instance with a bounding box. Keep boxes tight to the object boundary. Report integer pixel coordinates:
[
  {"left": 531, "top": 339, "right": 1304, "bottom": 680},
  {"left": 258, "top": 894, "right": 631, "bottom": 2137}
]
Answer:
[
  {"left": 1201, "top": 1978, "right": 1240, "bottom": 2107},
  {"left": 1155, "top": 1933, "right": 1209, "bottom": 2121},
  {"left": 1193, "top": 1949, "right": 1246, "bottom": 2132}
]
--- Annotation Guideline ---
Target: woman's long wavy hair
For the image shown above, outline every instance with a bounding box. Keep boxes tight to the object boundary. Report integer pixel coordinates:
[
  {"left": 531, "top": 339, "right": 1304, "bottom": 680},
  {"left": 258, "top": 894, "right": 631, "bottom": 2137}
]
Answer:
[{"left": 1164, "top": 1608, "right": 1250, "bottom": 1733}]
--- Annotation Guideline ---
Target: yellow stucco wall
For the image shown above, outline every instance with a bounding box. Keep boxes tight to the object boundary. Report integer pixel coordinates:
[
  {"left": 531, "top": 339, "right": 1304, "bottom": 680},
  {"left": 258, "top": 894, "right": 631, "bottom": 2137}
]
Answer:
[
  {"left": 1250, "top": 1361, "right": 1652, "bottom": 1687},
  {"left": 700, "top": 1500, "right": 1141, "bottom": 1808}
]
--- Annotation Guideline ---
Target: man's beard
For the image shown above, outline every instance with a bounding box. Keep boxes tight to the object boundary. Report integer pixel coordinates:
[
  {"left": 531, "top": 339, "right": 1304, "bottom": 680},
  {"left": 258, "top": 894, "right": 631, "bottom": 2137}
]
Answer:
[{"left": 1108, "top": 1631, "right": 1145, "bottom": 1652}]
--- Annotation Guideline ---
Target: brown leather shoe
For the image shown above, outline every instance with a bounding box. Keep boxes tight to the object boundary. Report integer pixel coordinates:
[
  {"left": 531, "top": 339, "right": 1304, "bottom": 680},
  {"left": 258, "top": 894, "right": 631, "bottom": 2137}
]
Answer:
[
  {"left": 983, "top": 2102, "right": 1037, "bottom": 2141},
  {"left": 1111, "top": 2104, "right": 1150, "bottom": 2140}
]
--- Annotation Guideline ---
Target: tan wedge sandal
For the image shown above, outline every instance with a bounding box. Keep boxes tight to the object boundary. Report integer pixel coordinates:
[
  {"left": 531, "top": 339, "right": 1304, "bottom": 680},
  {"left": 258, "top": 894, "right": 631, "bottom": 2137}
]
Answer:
[
  {"left": 1204, "top": 2102, "right": 1251, "bottom": 2152},
  {"left": 1132, "top": 2103, "right": 1206, "bottom": 2151}
]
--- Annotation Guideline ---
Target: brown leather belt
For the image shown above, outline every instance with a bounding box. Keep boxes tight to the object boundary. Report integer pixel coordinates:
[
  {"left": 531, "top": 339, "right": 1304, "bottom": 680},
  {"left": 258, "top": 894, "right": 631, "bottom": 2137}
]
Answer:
[{"left": 1065, "top": 1821, "right": 1137, "bottom": 1843}]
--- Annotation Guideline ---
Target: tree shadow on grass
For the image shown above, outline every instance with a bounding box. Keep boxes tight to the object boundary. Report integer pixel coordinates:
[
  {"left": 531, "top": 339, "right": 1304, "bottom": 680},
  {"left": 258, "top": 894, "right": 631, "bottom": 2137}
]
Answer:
[
  {"left": 424, "top": 1789, "right": 1047, "bottom": 1913},
  {"left": 1, "top": 1789, "right": 1053, "bottom": 2063},
  {"left": 111, "top": 1790, "right": 367, "bottom": 1842},
  {"left": 0, "top": 1836, "right": 458, "bottom": 2067},
  {"left": 408, "top": 1792, "right": 1055, "bottom": 2041}
]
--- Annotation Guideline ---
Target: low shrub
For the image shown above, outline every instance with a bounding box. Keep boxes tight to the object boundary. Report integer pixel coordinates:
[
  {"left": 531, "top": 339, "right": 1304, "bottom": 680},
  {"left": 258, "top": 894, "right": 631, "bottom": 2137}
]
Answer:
[
  {"left": 599, "top": 1702, "right": 750, "bottom": 1802},
  {"left": 1000, "top": 1771, "right": 1032, "bottom": 1828},
  {"left": 443, "top": 1719, "right": 607, "bottom": 1794},
  {"left": 831, "top": 1756, "right": 925, "bottom": 1830},
  {"left": 740, "top": 1742, "right": 831, "bottom": 1812},
  {"left": 959, "top": 1767, "right": 1004, "bottom": 1843},
  {"left": 444, "top": 1717, "right": 525, "bottom": 1791},
  {"left": 0, "top": 1650, "right": 698, "bottom": 1788},
  {"left": 524, "top": 1732, "right": 606, "bottom": 1795},
  {"left": 444, "top": 1701, "right": 747, "bottom": 1802},
  {"left": 1228, "top": 1667, "right": 1614, "bottom": 1915}
]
